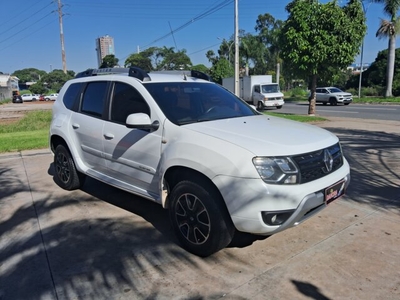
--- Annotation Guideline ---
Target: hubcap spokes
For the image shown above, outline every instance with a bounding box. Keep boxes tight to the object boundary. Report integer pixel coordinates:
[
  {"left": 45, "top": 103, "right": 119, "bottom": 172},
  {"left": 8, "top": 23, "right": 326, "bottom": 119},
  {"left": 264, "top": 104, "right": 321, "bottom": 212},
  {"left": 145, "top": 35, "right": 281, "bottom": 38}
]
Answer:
[
  {"left": 175, "top": 193, "right": 210, "bottom": 245},
  {"left": 56, "top": 152, "right": 70, "bottom": 183}
]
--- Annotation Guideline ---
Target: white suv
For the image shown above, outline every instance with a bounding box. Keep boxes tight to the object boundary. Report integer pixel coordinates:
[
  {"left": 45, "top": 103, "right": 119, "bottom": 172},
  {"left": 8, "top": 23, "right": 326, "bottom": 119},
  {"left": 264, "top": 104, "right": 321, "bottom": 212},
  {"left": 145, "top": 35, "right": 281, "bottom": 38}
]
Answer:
[
  {"left": 50, "top": 67, "right": 350, "bottom": 257},
  {"left": 310, "top": 87, "right": 353, "bottom": 105}
]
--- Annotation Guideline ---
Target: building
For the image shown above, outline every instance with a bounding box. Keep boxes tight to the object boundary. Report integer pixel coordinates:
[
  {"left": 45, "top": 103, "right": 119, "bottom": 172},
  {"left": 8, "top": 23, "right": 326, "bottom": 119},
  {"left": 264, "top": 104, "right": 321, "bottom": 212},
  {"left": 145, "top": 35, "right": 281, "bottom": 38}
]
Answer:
[
  {"left": 95, "top": 35, "right": 115, "bottom": 67},
  {"left": 0, "top": 74, "right": 19, "bottom": 102}
]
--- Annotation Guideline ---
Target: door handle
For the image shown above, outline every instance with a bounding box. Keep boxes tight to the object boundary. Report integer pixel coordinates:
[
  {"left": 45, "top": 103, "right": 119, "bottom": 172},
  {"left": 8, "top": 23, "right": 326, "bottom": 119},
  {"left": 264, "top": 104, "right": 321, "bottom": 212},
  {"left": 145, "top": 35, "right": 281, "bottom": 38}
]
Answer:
[
  {"left": 103, "top": 133, "right": 114, "bottom": 140},
  {"left": 72, "top": 123, "right": 80, "bottom": 129}
]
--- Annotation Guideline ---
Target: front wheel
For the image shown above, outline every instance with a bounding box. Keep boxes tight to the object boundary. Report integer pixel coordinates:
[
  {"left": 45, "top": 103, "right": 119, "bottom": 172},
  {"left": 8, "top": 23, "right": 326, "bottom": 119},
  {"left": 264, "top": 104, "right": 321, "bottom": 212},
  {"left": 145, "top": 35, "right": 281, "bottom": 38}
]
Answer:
[
  {"left": 54, "top": 144, "right": 85, "bottom": 190},
  {"left": 276, "top": 105, "right": 282, "bottom": 109},
  {"left": 169, "top": 181, "right": 234, "bottom": 257},
  {"left": 257, "top": 101, "right": 264, "bottom": 111},
  {"left": 344, "top": 103, "right": 350, "bottom": 105},
  {"left": 329, "top": 98, "right": 338, "bottom": 106}
]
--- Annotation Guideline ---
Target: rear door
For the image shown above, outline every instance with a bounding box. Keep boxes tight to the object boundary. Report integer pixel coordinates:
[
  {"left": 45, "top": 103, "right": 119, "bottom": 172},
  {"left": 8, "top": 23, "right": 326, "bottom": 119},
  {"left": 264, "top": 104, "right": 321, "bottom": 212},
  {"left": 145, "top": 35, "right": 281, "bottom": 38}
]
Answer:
[{"left": 69, "top": 81, "right": 108, "bottom": 171}]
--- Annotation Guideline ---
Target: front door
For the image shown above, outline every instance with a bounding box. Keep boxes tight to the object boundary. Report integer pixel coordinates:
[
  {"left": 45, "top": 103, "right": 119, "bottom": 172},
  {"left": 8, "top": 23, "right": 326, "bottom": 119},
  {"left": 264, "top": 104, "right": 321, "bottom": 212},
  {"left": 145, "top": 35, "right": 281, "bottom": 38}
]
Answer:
[{"left": 102, "top": 81, "right": 163, "bottom": 196}]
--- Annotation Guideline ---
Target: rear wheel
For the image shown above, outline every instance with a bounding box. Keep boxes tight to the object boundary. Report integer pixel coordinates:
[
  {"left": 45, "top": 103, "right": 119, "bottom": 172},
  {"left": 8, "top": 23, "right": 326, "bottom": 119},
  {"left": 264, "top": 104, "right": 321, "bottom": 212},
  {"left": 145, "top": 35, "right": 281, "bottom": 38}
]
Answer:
[
  {"left": 169, "top": 180, "right": 234, "bottom": 257},
  {"left": 54, "top": 144, "right": 85, "bottom": 190}
]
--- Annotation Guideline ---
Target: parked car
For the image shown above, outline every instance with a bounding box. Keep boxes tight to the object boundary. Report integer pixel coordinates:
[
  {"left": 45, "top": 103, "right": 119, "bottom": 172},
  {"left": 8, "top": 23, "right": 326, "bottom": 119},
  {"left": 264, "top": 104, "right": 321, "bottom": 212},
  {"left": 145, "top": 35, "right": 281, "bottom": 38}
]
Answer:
[
  {"left": 21, "top": 94, "right": 40, "bottom": 101},
  {"left": 44, "top": 93, "right": 59, "bottom": 101},
  {"left": 50, "top": 67, "right": 350, "bottom": 257},
  {"left": 309, "top": 87, "right": 353, "bottom": 105},
  {"left": 12, "top": 91, "right": 23, "bottom": 103}
]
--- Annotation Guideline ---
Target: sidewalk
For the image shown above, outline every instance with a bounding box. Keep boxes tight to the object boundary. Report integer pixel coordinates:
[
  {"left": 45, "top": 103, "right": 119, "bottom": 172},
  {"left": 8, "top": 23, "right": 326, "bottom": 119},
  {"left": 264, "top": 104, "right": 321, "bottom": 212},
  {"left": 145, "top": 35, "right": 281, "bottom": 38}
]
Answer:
[{"left": 0, "top": 117, "right": 399, "bottom": 300}]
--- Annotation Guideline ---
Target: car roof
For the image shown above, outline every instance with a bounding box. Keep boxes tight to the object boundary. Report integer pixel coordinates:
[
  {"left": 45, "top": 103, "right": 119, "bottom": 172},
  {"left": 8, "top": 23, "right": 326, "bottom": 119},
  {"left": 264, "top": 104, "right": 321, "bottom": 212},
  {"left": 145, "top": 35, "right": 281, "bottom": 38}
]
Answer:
[{"left": 73, "top": 67, "right": 211, "bottom": 84}]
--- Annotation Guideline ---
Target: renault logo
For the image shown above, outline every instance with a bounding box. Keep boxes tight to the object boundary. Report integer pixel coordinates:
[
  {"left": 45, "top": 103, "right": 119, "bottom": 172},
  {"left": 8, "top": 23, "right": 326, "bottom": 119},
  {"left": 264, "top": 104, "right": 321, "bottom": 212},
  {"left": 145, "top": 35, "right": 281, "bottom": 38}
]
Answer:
[{"left": 323, "top": 149, "right": 333, "bottom": 173}]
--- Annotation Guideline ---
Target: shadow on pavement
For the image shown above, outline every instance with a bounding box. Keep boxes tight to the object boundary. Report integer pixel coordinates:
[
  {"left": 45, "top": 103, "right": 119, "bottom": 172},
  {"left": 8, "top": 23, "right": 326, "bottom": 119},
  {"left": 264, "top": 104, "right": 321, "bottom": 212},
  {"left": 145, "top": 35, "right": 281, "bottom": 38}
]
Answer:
[{"left": 322, "top": 127, "right": 400, "bottom": 211}]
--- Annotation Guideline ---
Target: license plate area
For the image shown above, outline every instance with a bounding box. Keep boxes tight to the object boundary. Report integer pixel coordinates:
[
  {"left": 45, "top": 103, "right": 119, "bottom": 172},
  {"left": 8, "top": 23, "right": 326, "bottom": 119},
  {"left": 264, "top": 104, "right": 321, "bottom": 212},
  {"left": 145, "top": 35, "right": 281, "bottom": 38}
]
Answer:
[{"left": 325, "top": 180, "right": 346, "bottom": 205}]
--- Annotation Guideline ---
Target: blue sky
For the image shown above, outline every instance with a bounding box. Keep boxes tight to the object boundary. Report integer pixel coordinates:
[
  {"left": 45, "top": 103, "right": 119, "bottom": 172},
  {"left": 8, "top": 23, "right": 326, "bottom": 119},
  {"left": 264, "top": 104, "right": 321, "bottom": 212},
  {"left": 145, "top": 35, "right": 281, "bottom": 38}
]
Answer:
[{"left": 0, "top": 0, "right": 394, "bottom": 74}]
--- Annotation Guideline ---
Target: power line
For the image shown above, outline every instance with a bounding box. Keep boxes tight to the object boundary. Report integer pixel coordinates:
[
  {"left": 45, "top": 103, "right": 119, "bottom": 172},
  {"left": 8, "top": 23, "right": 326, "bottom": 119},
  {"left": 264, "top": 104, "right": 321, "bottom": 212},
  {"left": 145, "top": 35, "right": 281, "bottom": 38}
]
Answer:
[
  {"left": 0, "top": 2, "right": 54, "bottom": 37},
  {"left": 0, "top": 12, "right": 54, "bottom": 45},
  {"left": 140, "top": 0, "right": 233, "bottom": 49}
]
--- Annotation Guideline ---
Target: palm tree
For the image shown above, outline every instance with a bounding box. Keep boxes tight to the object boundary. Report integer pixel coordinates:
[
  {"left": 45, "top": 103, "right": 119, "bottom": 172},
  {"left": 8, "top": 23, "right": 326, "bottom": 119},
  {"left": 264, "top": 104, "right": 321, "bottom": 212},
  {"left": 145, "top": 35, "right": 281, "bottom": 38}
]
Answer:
[{"left": 374, "top": 0, "right": 400, "bottom": 97}]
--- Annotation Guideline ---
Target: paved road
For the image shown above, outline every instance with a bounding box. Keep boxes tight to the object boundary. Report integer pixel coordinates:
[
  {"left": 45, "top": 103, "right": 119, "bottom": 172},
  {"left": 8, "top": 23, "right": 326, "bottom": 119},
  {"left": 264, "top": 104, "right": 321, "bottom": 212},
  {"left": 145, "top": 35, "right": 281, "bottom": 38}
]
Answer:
[
  {"left": 276, "top": 102, "right": 400, "bottom": 121},
  {"left": 0, "top": 118, "right": 399, "bottom": 299}
]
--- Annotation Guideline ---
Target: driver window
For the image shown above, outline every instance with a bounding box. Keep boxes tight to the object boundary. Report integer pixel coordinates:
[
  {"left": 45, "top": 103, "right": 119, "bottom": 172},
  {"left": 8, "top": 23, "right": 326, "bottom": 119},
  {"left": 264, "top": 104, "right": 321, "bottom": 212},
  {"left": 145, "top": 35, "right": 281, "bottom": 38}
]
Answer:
[{"left": 111, "top": 82, "right": 150, "bottom": 124}]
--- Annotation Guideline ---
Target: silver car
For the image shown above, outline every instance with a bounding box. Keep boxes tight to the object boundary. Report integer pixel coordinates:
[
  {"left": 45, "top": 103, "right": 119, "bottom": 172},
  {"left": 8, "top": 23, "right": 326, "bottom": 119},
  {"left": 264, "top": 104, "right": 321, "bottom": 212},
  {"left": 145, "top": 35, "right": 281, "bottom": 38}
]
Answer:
[{"left": 311, "top": 87, "right": 353, "bottom": 106}]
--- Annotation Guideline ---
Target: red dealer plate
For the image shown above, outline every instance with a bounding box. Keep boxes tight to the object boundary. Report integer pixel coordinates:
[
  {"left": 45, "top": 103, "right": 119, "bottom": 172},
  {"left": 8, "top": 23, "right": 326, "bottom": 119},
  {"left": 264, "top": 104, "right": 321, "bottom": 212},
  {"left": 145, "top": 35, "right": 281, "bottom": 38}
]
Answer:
[{"left": 325, "top": 180, "right": 346, "bottom": 205}]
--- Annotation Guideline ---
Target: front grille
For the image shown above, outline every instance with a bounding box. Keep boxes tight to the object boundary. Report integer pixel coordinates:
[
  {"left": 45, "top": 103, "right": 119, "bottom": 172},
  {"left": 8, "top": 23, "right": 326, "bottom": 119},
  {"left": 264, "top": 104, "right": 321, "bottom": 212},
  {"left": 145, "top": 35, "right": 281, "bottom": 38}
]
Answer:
[{"left": 292, "top": 143, "right": 343, "bottom": 184}]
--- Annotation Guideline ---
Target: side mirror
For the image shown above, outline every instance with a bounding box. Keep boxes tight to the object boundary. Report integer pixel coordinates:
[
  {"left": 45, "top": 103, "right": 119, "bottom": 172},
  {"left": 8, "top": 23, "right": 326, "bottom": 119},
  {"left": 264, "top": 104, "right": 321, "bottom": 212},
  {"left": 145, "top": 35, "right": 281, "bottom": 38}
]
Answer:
[{"left": 126, "top": 113, "right": 160, "bottom": 131}]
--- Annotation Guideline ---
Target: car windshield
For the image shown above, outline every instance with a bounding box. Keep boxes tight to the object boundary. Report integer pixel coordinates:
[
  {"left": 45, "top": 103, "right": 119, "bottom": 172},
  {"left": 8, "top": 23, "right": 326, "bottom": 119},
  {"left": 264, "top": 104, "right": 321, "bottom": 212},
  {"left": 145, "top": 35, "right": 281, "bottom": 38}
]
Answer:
[
  {"left": 261, "top": 84, "right": 279, "bottom": 93},
  {"left": 328, "top": 87, "right": 343, "bottom": 93},
  {"left": 144, "top": 82, "right": 258, "bottom": 125}
]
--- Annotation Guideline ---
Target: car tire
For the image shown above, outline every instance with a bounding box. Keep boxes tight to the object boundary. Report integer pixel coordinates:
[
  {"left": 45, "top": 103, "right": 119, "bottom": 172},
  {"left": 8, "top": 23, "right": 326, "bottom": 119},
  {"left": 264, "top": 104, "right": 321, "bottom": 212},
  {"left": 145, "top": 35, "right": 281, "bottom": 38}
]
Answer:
[
  {"left": 344, "top": 103, "right": 350, "bottom": 105},
  {"left": 169, "top": 180, "right": 235, "bottom": 257},
  {"left": 276, "top": 105, "right": 282, "bottom": 109},
  {"left": 257, "top": 102, "right": 264, "bottom": 111},
  {"left": 329, "top": 98, "right": 338, "bottom": 106},
  {"left": 54, "top": 144, "right": 85, "bottom": 190},
  {"left": 323, "top": 102, "right": 327, "bottom": 105}
]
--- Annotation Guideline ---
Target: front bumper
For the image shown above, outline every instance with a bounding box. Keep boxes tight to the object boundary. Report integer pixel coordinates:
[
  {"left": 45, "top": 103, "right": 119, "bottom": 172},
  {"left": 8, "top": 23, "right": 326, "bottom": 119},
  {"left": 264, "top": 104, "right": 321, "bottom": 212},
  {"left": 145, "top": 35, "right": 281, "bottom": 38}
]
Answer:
[
  {"left": 263, "top": 99, "right": 285, "bottom": 107},
  {"left": 213, "top": 159, "right": 350, "bottom": 235}
]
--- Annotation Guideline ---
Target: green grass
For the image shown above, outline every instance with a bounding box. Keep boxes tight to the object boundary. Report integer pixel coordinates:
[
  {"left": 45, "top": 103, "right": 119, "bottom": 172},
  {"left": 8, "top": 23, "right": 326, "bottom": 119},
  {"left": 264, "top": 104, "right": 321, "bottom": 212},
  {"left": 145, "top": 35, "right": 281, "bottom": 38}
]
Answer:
[
  {"left": 0, "top": 110, "right": 52, "bottom": 153},
  {"left": 264, "top": 112, "right": 326, "bottom": 122}
]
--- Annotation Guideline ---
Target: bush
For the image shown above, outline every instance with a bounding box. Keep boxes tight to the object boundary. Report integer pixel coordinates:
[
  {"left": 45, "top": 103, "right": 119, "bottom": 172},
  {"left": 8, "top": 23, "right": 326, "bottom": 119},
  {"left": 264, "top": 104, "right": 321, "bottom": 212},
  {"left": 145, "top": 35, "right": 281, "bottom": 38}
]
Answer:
[{"left": 289, "top": 87, "right": 309, "bottom": 97}]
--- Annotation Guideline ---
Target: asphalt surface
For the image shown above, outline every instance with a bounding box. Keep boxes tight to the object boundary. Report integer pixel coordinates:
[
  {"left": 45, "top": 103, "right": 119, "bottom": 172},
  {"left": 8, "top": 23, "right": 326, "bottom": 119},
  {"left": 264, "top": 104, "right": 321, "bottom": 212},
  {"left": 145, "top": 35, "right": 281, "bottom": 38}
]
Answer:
[{"left": 0, "top": 117, "right": 399, "bottom": 300}]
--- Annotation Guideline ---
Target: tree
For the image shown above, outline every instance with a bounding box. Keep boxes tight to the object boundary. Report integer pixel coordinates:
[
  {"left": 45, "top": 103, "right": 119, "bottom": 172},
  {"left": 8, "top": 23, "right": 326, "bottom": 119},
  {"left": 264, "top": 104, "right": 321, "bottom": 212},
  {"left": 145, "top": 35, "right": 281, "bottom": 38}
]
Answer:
[
  {"left": 100, "top": 54, "right": 119, "bottom": 68},
  {"left": 12, "top": 68, "right": 47, "bottom": 83},
  {"left": 374, "top": 0, "right": 400, "bottom": 97},
  {"left": 40, "top": 69, "right": 74, "bottom": 92},
  {"left": 346, "top": 47, "right": 400, "bottom": 96},
  {"left": 29, "top": 83, "right": 47, "bottom": 95},
  {"left": 210, "top": 58, "right": 234, "bottom": 84},
  {"left": 191, "top": 64, "right": 209, "bottom": 74},
  {"left": 255, "top": 13, "right": 284, "bottom": 75},
  {"left": 156, "top": 47, "right": 192, "bottom": 70},
  {"left": 280, "top": 0, "right": 366, "bottom": 115},
  {"left": 125, "top": 47, "right": 159, "bottom": 71},
  {"left": 239, "top": 33, "right": 266, "bottom": 76}
]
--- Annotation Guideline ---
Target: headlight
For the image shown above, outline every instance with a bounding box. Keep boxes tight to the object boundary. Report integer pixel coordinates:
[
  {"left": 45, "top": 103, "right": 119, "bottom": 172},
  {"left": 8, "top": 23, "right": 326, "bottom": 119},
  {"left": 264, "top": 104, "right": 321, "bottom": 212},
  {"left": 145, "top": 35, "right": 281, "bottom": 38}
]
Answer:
[{"left": 253, "top": 157, "right": 299, "bottom": 184}]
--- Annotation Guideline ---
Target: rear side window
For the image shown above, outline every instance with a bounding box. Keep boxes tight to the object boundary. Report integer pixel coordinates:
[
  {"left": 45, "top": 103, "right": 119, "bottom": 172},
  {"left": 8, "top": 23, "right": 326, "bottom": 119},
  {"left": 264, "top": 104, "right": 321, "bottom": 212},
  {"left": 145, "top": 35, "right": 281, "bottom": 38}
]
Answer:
[
  {"left": 81, "top": 82, "right": 108, "bottom": 117},
  {"left": 63, "top": 82, "right": 83, "bottom": 110}
]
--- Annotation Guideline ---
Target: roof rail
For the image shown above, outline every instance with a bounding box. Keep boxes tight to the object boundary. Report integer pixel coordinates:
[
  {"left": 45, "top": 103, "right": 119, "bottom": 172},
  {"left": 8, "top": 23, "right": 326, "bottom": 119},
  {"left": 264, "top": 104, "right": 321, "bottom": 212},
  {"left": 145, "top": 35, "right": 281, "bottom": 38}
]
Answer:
[
  {"left": 190, "top": 70, "right": 211, "bottom": 82},
  {"left": 75, "top": 67, "right": 150, "bottom": 81},
  {"left": 149, "top": 70, "right": 212, "bottom": 82}
]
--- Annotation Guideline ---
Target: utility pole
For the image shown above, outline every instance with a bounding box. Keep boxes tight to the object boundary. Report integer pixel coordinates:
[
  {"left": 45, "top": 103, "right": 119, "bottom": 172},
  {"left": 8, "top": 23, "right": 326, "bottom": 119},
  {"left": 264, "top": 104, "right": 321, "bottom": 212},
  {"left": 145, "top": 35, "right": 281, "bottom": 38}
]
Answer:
[
  {"left": 358, "top": 1, "right": 370, "bottom": 99},
  {"left": 234, "top": 0, "right": 239, "bottom": 96},
  {"left": 57, "top": 0, "right": 67, "bottom": 74}
]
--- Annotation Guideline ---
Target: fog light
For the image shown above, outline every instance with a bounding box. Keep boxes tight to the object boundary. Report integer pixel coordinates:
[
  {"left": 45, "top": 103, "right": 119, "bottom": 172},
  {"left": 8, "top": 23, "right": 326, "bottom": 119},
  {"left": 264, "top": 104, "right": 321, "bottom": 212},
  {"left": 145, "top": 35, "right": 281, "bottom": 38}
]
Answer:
[{"left": 262, "top": 210, "right": 295, "bottom": 226}]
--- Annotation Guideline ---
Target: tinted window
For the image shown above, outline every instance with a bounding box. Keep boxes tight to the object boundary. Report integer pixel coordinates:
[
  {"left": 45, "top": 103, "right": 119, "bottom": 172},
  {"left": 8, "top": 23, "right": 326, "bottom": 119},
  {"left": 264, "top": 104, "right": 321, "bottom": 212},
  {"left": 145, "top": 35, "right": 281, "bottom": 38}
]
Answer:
[
  {"left": 110, "top": 82, "right": 150, "bottom": 124},
  {"left": 81, "top": 82, "right": 108, "bottom": 117},
  {"left": 144, "top": 82, "right": 257, "bottom": 125},
  {"left": 63, "top": 82, "right": 82, "bottom": 110}
]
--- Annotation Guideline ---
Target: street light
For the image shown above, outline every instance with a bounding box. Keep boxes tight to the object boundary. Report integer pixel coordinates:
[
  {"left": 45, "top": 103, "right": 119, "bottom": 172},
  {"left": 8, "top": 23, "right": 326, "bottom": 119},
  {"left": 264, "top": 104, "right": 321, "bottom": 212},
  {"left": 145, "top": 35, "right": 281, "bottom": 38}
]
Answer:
[{"left": 358, "top": 1, "right": 371, "bottom": 99}]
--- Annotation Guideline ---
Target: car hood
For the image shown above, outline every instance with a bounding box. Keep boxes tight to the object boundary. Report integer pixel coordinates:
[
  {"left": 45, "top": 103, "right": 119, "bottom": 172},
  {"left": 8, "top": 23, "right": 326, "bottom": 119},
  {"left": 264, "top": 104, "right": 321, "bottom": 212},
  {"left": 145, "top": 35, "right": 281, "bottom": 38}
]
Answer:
[
  {"left": 331, "top": 92, "right": 352, "bottom": 97},
  {"left": 185, "top": 115, "right": 338, "bottom": 156}
]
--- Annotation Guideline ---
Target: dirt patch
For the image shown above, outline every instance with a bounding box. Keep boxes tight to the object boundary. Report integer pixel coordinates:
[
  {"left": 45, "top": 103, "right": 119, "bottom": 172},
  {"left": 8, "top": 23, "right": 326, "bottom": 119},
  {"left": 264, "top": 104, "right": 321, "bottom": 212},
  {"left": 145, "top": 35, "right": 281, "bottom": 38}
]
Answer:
[{"left": 0, "top": 101, "right": 53, "bottom": 125}]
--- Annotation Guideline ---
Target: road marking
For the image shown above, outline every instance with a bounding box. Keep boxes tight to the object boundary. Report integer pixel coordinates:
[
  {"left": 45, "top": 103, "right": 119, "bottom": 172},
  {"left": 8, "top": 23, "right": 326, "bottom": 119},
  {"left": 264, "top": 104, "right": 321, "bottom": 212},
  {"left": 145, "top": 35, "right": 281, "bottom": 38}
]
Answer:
[
  {"left": 353, "top": 107, "right": 397, "bottom": 111},
  {"left": 318, "top": 110, "right": 359, "bottom": 114}
]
